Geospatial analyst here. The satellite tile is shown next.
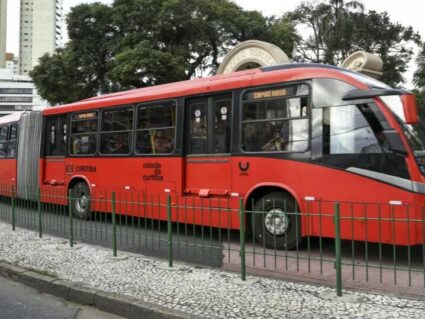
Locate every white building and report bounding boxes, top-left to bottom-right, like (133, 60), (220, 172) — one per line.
(0, 69), (46, 117)
(19, 0), (63, 75)
(0, 0), (6, 68)
(5, 53), (19, 75)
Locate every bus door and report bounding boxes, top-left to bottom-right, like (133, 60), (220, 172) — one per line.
(43, 116), (68, 187)
(184, 93), (232, 198)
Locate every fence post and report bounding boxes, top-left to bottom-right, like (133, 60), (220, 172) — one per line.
(239, 198), (246, 281)
(11, 186), (15, 231)
(68, 189), (74, 247)
(334, 202), (342, 297)
(112, 192), (117, 257)
(167, 194), (173, 267)
(37, 187), (42, 238)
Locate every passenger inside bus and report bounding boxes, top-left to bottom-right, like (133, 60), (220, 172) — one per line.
(154, 129), (174, 153)
(261, 122), (284, 151)
(109, 134), (129, 154)
(73, 135), (95, 155)
(361, 129), (389, 153)
(6, 142), (16, 158)
(262, 131), (285, 151)
(72, 136), (85, 154)
(0, 142), (5, 158)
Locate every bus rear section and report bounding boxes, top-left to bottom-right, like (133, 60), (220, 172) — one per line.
(0, 114), (20, 197)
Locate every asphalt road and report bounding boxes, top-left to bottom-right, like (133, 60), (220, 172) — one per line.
(0, 275), (124, 319)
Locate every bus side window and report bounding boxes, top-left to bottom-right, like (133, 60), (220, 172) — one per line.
(99, 106), (133, 156)
(319, 103), (409, 179)
(70, 112), (98, 156)
(241, 84), (310, 153)
(135, 101), (176, 155)
(323, 105), (383, 155)
(0, 125), (7, 158)
(7, 123), (18, 158)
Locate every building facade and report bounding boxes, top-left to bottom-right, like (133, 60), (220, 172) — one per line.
(19, 0), (63, 75)
(5, 53), (19, 75)
(0, 0), (6, 68)
(0, 69), (46, 117)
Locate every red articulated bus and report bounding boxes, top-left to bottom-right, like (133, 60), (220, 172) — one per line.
(0, 63), (424, 249)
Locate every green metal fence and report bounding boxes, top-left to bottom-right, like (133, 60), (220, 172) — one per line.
(0, 185), (424, 297)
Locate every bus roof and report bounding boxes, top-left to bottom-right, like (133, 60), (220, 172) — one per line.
(0, 112), (24, 125)
(43, 63), (373, 116)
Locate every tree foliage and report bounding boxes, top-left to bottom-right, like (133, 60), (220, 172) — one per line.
(414, 44), (425, 89)
(31, 0), (422, 105)
(31, 0), (296, 105)
(412, 89), (425, 119)
(288, 0), (421, 86)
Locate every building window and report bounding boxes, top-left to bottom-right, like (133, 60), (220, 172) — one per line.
(0, 96), (33, 103)
(0, 88), (32, 94)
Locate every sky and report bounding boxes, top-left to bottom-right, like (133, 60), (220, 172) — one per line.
(5, 0), (425, 87)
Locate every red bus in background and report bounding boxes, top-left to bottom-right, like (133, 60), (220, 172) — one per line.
(1, 63), (424, 249)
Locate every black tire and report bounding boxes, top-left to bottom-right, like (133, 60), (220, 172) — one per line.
(71, 182), (91, 219)
(253, 192), (301, 250)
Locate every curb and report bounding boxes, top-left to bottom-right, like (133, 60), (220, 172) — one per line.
(0, 261), (204, 319)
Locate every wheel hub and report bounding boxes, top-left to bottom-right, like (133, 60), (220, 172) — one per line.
(76, 193), (88, 212)
(264, 208), (288, 236)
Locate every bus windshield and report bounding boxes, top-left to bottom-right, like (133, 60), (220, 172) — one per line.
(401, 121), (425, 155)
(384, 95), (425, 174)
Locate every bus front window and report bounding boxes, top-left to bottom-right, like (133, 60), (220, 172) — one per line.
(400, 122), (425, 175)
(382, 95), (425, 175)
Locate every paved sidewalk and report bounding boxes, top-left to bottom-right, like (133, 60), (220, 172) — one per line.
(0, 222), (424, 319)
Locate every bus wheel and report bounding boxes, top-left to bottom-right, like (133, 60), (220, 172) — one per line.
(253, 192), (301, 250)
(71, 182), (91, 220)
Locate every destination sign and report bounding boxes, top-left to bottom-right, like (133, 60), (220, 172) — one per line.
(74, 112), (97, 120)
(248, 88), (287, 100)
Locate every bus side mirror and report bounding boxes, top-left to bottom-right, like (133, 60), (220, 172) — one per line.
(401, 94), (418, 125)
(383, 131), (407, 156)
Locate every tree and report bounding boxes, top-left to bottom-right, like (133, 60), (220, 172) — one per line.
(66, 3), (117, 94)
(288, 0), (421, 86)
(30, 49), (92, 105)
(31, 0), (297, 105)
(31, 3), (117, 104)
(414, 43), (425, 89)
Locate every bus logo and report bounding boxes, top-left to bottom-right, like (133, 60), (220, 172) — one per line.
(239, 161), (250, 172)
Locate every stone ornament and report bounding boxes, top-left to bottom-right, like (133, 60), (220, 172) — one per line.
(217, 40), (290, 75)
(341, 51), (383, 79)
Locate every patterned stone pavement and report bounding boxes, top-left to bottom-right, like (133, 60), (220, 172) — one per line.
(0, 222), (424, 319)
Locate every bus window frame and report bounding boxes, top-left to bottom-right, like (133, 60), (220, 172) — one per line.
(10, 122), (19, 159)
(99, 104), (135, 157)
(239, 81), (312, 154)
(185, 92), (234, 157)
(69, 109), (100, 157)
(134, 99), (178, 156)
